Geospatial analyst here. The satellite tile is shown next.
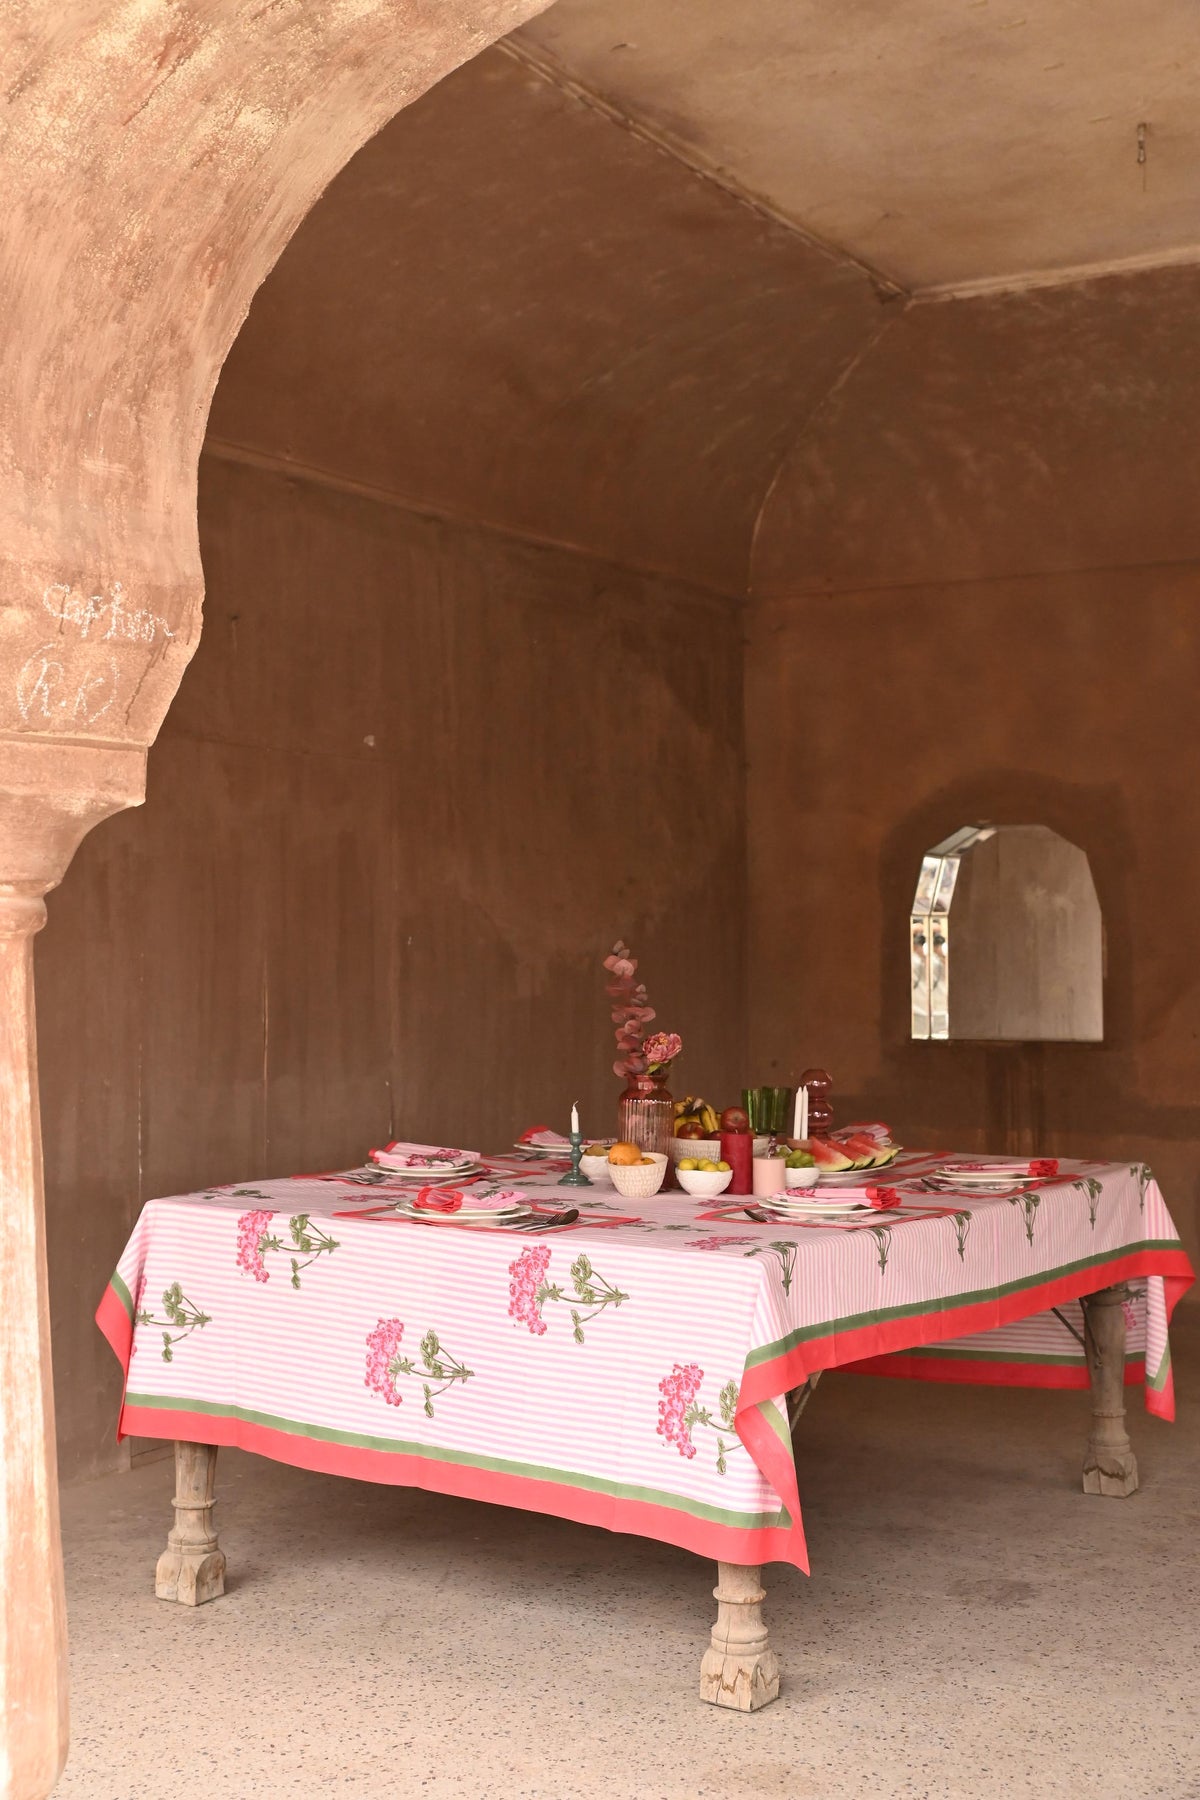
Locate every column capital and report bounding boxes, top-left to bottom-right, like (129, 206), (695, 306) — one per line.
(0, 736), (145, 892)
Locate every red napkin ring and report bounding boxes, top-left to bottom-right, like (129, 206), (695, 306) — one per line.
(413, 1186), (464, 1213)
(1029, 1159), (1059, 1179)
(865, 1185), (901, 1210)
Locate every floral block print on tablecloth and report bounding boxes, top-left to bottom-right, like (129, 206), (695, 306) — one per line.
(97, 1156), (1192, 1576)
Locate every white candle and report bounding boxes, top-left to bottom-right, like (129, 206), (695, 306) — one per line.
(799, 1085), (809, 1140)
(792, 1087), (803, 1139)
(570, 1101), (580, 1137)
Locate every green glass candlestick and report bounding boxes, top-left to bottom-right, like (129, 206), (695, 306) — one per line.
(559, 1131), (592, 1187)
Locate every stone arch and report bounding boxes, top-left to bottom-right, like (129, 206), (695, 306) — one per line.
(0, 6), (550, 1795)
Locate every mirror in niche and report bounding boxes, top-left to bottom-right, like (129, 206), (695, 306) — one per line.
(911, 824), (1103, 1043)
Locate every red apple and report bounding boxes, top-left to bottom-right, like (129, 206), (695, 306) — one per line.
(720, 1105), (750, 1133)
(675, 1120), (705, 1140)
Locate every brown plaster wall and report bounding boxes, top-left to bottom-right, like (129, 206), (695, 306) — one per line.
(748, 267), (1200, 1276)
(29, 24), (892, 1484)
(39, 456), (747, 1481)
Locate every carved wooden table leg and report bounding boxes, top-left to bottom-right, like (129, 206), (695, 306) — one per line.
(155, 1441), (227, 1603)
(699, 1562), (780, 1710)
(1081, 1285), (1139, 1497)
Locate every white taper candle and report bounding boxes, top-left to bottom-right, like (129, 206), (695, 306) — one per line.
(570, 1101), (580, 1136)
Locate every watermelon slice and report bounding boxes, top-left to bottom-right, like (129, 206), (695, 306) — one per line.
(838, 1131), (882, 1169)
(806, 1137), (856, 1173)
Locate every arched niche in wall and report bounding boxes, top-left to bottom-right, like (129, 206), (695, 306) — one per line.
(911, 824), (1103, 1042)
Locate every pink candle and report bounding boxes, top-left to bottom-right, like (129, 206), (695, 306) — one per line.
(752, 1157), (787, 1199)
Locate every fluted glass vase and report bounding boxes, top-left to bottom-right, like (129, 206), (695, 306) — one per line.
(616, 1069), (674, 1157)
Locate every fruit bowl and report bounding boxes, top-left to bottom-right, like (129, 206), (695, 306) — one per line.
(608, 1152), (668, 1199)
(676, 1166), (733, 1198)
(671, 1135), (722, 1164)
(784, 1165), (820, 1190)
(580, 1152), (612, 1185)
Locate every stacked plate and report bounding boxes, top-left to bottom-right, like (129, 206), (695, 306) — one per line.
(371, 1148), (481, 1176)
(925, 1162), (1036, 1193)
(761, 1190), (882, 1219)
(376, 1163), (486, 1188)
(393, 1189), (534, 1225)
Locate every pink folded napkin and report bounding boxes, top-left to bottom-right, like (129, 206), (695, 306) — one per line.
(370, 1140), (479, 1171)
(779, 1185), (901, 1210)
(518, 1127), (570, 1149)
(412, 1186), (527, 1215)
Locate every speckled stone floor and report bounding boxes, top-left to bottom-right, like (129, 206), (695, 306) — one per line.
(55, 1310), (1200, 1799)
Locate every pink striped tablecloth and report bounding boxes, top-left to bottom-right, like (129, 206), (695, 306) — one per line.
(96, 1152), (1193, 1574)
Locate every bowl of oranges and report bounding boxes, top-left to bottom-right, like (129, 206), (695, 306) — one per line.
(675, 1156), (734, 1197)
(606, 1143), (668, 1198)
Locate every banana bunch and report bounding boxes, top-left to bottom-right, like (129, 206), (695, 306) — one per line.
(673, 1095), (720, 1137)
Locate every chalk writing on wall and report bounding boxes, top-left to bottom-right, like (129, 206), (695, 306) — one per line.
(42, 580), (175, 645)
(17, 644), (120, 726)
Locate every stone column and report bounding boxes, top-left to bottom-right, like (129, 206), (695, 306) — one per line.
(0, 742), (144, 1800)
(0, 884), (68, 1800)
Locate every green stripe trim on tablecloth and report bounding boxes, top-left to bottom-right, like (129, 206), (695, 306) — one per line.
(110, 1271), (134, 1322)
(757, 1398), (791, 1449)
(1147, 1341), (1173, 1392)
(744, 1238), (1184, 1370)
(124, 1392), (787, 1531)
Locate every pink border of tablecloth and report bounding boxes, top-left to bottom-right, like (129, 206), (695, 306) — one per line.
(98, 1241), (1192, 1576)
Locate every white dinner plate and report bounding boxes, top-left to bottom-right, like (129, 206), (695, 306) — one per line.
(922, 1174), (1017, 1193)
(394, 1201), (532, 1223)
(374, 1157), (480, 1175)
(512, 1142), (573, 1157)
(763, 1200), (876, 1218)
(935, 1166), (1030, 1181)
(373, 1164), (486, 1184)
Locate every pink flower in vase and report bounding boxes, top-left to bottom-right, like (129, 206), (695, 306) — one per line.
(643, 1031), (682, 1071)
(657, 1361), (703, 1458)
(604, 941), (666, 1079)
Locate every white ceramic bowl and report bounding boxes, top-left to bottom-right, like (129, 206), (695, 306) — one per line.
(676, 1166), (734, 1198)
(579, 1153), (612, 1185)
(608, 1152), (668, 1199)
(752, 1135), (772, 1158)
(671, 1135), (723, 1164)
(784, 1165), (820, 1190)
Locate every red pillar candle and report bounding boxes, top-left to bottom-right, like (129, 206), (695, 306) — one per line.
(719, 1130), (753, 1196)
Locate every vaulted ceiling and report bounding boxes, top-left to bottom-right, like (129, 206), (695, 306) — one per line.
(517, 0), (1200, 293)
(209, 3), (1198, 599)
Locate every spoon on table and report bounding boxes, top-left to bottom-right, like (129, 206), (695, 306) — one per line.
(520, 1207), (579, 1231)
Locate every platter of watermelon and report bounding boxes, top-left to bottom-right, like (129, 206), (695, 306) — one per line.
(815, 1156), (900, 1185)
(789, 1124), (902, 1182)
